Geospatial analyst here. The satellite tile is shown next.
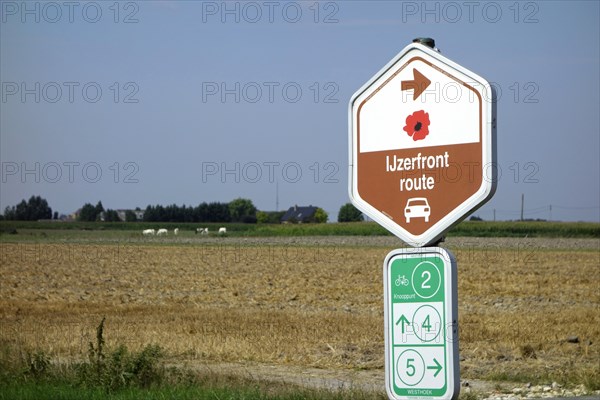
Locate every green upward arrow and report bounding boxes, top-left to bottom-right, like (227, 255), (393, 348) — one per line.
(395, 315), (410, 333)
(427, 358), (442, 377)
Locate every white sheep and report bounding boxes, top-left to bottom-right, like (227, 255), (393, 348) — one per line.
(218, 227), (227, 234)
(156, 228), (168, 236)
(174, 228), (179, 235)
(142, 229), (155, 236)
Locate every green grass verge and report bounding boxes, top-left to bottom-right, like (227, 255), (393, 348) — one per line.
(0, 382), (233, 400)
(0, 318), (386, 400)
(484, 368), (600, 391)
(1, 220), (599, 238)
(0, 357), (386, 400)
(0, 381), (387, 400)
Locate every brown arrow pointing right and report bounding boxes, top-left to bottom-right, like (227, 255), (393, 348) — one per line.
(401, 68), (431, 101)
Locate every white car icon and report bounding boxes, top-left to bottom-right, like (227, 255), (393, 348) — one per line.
(404, 197), (430, 223)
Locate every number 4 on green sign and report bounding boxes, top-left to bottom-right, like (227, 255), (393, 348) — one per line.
(422, 315), (432, 332)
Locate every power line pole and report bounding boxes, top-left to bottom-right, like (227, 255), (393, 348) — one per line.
(493, 209), (496, 222)
(520, 193), (525, 221)
(276, 181), (279, 211)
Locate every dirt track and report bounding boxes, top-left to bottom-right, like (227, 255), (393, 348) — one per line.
(116, 235), (600, 250)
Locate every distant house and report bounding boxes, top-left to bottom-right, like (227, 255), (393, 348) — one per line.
(74, 208), (144, 222)
(281, 205), (318, 224)
(69, 209), (81, 221)
(116, 209), (144, 221)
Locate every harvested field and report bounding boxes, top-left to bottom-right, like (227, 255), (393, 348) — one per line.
(0, 236), (599, 389)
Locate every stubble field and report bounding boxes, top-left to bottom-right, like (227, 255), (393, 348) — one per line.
(0, 235), (599, 392)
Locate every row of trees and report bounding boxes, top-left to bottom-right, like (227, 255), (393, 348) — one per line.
(77, 198), (258, 223)
(2, 196), (365, 223)
(141, 201), (356, 223)
(142, 200), (254, 223)
(2, 196), (54, 221)
(78, 202), (105, 222)
(142, 198), (257, 223)
(77, 202), (140, 222)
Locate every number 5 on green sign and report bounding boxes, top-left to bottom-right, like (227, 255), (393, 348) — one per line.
(406, 358), (416, 377)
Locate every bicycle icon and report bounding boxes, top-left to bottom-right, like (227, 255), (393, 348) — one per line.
(395, 275), (409, 287)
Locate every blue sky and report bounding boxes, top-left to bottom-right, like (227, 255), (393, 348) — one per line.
(1, 0), (599, 222)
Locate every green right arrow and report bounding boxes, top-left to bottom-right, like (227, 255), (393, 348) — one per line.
(395, 314), (410, 333)
(427, 358), (442, 377)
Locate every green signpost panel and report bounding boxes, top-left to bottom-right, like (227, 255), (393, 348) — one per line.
(384, 247), (459, 400)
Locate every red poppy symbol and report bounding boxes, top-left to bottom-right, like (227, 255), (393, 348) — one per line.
(403, 110), (430, 141)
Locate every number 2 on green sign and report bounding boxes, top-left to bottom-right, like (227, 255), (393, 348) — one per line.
(421, 270), (431, 289)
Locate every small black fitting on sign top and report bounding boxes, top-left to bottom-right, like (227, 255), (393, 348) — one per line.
(413, 37), (435, 48)
(430, 235), (446, 247)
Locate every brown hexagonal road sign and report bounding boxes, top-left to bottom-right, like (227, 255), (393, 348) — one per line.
(349, 41), (497, 247)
